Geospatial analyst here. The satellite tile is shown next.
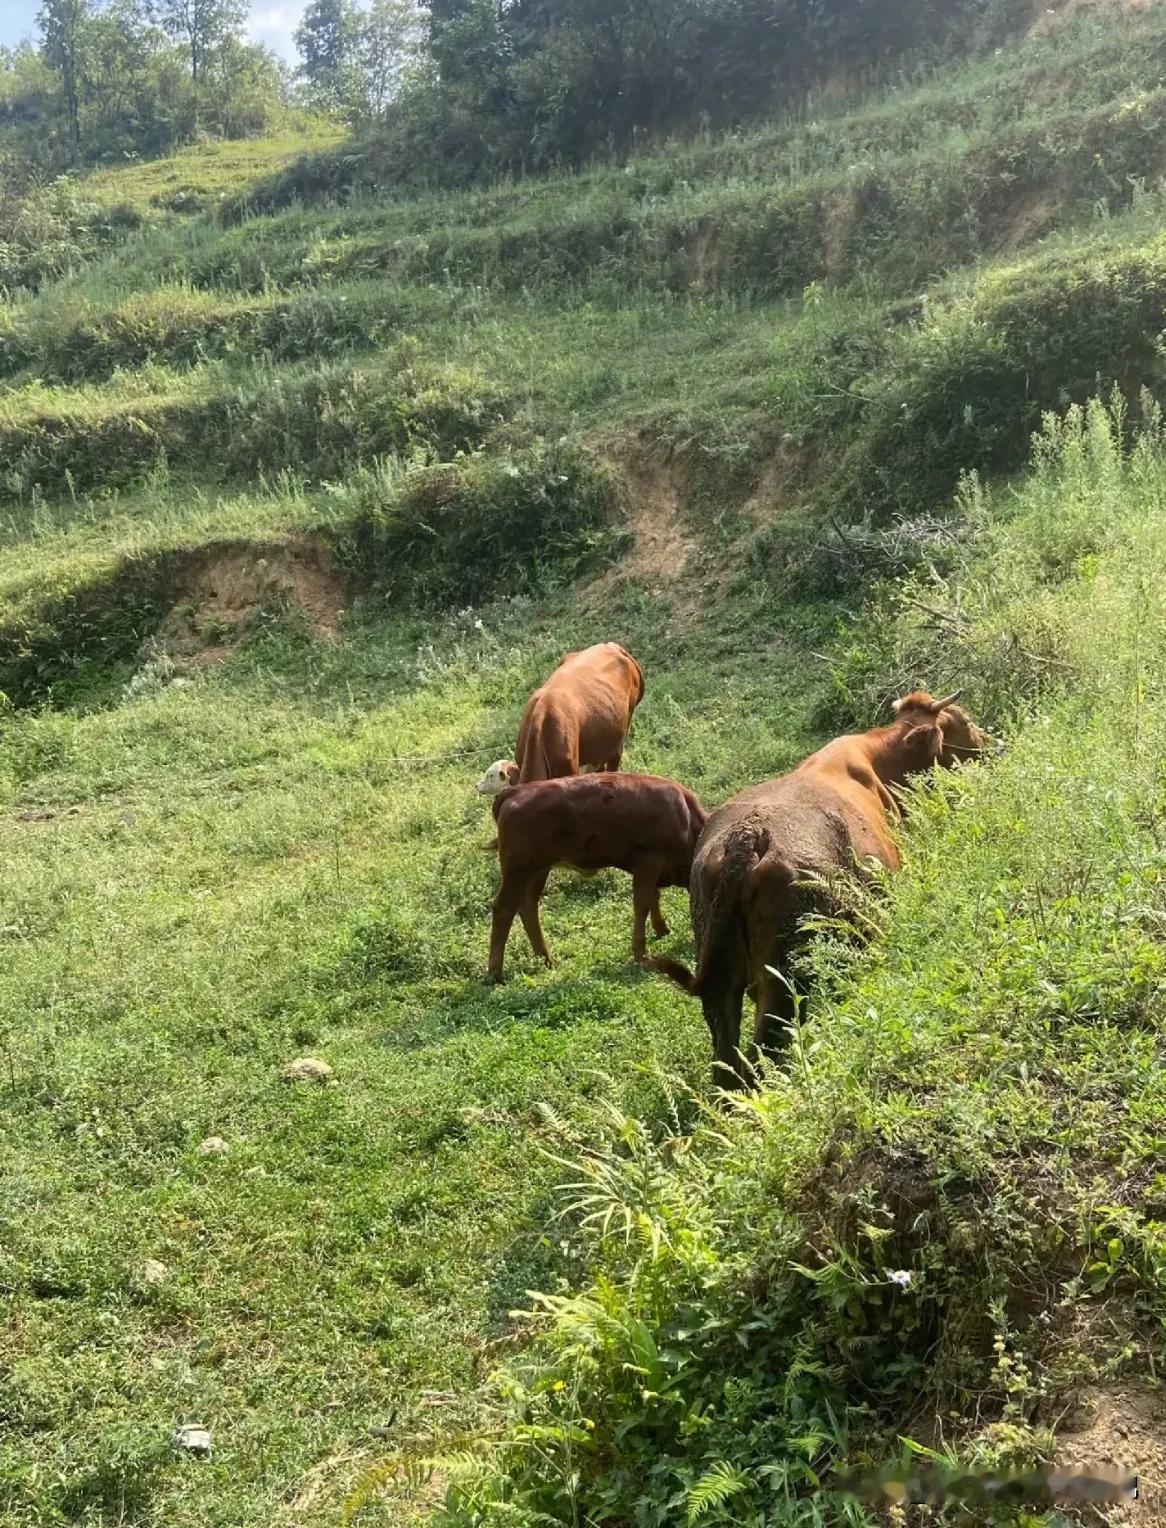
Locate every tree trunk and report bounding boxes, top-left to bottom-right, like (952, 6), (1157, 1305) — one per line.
(63, 54), (80, 164)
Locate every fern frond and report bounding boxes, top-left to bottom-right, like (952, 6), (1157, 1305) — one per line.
(685, 1461), (751, 1522)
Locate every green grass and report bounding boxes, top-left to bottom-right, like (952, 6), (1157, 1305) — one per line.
(79, 130), (346, 215)
(5, 5), (1166, 1524)
(0, 594), (824, 1527)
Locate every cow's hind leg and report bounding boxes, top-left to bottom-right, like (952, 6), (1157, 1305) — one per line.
(699, 969), (750, 1091)
(751, 960), (799, 1064)
(631, 866), (663, 963)
(518, 869), (553, 968)
(746, 858), (803, 1063)
(488, 869), (528, 983)
(649, 884), (669, 939)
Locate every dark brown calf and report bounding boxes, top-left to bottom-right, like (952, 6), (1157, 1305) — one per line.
(487, 772), (707, 983)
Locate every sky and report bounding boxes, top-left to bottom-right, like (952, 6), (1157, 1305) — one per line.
(0, 1), (309, 64)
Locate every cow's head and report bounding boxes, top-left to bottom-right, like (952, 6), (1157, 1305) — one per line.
(892, 690), (989, 768)
(476, 759), (520, 795)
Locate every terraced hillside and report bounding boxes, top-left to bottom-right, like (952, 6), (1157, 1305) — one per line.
(4, 7), (1166, 1526)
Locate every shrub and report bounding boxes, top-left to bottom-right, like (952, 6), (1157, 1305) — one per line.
(333, 441), (629, 606)
(779, 219), (1166, 525)
(0, 551), (174, 707)
(0, 177), (142, 296)
(0, 284), (440, 384)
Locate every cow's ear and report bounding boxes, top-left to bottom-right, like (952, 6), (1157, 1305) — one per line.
(903, 722), (942, 759)
(504, 762), (520, 786)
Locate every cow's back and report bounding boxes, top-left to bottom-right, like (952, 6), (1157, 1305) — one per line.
(550, 644), (642, 716)
(696, 772), (888, 881)
(517, 643), (643, 781)
(497, 772), (701, 873)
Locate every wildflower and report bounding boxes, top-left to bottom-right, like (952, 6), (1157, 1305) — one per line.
(888, 1269), (914, 1290)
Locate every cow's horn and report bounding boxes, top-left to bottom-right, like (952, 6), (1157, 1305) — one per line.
(931, 690), (962, 713)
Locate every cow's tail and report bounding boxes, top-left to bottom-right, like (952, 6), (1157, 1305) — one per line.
(646, 824), (763, 997)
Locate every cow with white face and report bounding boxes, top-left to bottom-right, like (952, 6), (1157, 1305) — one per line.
(476, 760), (520, 796)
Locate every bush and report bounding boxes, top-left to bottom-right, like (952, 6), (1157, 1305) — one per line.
(779, 214), (1166, 524)
(0, 285), (435, 383)
(225, 347), (511, 482)
(0, 551), (174, 707)
(227, 0), (1025, 202)
(0, 176), (142, 296)
(333, 440), (629, 606)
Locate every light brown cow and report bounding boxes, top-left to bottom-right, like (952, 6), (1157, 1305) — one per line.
(487, 772), (707, 983)
(648, 692), (989, 1087)
(476, 642), (645, 796)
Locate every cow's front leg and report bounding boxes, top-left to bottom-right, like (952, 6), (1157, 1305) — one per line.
(518, 869), (553, 967)
(488, 875), (524, 983)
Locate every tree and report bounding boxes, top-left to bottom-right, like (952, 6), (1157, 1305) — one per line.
(296, 0), (361, 108)
(38, 0), (89, 164)
(159, 0), (247, 87)
(358, 0), (422, 117)
(296, 0), (422, 122)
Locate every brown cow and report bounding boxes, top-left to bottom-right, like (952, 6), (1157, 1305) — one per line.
(648, 692), (988, 1087)
(487, 772), (707, 983)
(476, 642), (645, 796)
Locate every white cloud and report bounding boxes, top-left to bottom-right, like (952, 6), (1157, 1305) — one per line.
(247, 1), (308, 63)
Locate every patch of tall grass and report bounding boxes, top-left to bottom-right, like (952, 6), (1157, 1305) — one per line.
(778, 208), (1166, 522)
(0, 343), (512, 501)
(0, 282), (459, 384)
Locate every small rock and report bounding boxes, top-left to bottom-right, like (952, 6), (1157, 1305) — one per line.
(197, 1135), (229, 1156)
(173, 1424), (212, 1457)
(139, 1259), (169, 1286)
(170, 677), (191, 689)
(281, 1057), (333, 1084)
(120, 811), (138, 826)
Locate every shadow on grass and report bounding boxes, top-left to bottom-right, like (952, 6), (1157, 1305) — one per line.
(376, 961), (664, 1052)
(57, 1435), (172, 1525)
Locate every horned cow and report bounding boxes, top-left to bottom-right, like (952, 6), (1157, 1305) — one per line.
(649, 692), (989, 1087)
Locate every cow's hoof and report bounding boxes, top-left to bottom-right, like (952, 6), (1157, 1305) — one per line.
(487, 971), (504, 986)
(651, 922), (670, 939)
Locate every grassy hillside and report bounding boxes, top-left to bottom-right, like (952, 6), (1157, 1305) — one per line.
(3, 7), (1166, 1525)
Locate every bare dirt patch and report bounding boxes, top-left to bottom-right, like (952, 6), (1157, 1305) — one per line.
(1055, 1385), (1166, 1523)
(733, 443), (818, 532)
(590, 451), (696, 600)
(997, 189), (1062, 251)
(742, 453), (797, 524)
(684, 215), (725, 296)
(158, 534), (343, 668)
